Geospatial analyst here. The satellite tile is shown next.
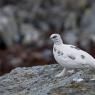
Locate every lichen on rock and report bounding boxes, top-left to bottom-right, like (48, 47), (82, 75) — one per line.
(0, 64), (95, 95)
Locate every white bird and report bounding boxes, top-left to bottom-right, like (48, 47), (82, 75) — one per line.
(50, 34), (95, 80)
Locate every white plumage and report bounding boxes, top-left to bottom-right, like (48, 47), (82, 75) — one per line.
(50, 34), (95, 78)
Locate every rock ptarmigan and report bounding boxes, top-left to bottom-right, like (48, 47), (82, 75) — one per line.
(50, 34), (95, 79)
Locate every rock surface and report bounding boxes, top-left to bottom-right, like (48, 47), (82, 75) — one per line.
(0, 64), (95, 95)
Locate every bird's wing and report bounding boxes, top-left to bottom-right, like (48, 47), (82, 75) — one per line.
(63, 44), (94, 63)
(68, 45), (81, 50)
(69, 45), (95, 67)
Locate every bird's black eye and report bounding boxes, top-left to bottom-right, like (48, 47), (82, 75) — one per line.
(52, 35), (57, 38)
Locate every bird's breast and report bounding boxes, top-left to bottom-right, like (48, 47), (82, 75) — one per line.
(53, 49), (73, 67)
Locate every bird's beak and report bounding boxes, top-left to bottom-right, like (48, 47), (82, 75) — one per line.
(50, 37), (53, 41)
(50, 35), (52, 39)
(50, 34), (54, 39)
(50, 36), (52, 40)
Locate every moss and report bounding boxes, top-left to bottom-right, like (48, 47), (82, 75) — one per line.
(66, 83), (87, 91)
(48, 91), (68, 95)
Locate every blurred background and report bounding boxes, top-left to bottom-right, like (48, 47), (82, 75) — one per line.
(0, 0), (95, 76)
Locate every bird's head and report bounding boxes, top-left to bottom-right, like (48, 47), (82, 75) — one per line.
(50, 34), (63, 45)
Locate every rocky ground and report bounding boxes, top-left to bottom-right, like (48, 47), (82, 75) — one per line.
(0, 64), (95, 95)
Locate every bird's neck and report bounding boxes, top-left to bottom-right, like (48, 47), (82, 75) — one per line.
(54, 39), (63, 45)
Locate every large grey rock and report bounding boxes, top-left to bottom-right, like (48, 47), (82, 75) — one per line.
(64, 12), (77, 30)
(63, 29), (79, 45)
(0, 64), (95, 95)
(0, 5), (20, 46)
(81, 4), (95, 33)
(79, 4), (95, 49)
(21, 23), (40, 45)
